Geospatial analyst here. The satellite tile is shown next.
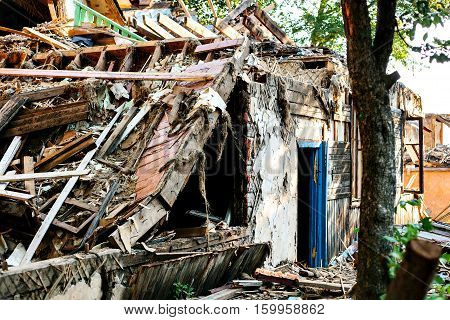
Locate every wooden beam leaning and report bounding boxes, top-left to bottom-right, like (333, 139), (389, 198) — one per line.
(157, 14), (197, 38)
(0, 190), (33, 201)
(0, 68), (215, 82)
(143, 16), (175, 40)
(0, 136), (22, 175)
(253, 7), (295, 45)
(184, 17), (217, 38)
(34, 133), (95, 171)
(0, 97), (28, 133)
(23, 28), (72, 50)
(20, 106), (125, 265)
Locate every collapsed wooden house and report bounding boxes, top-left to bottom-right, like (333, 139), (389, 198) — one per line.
(0, 0), (427, 299)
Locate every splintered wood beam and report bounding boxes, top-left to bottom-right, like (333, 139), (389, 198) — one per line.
(0, 170), (90, 182)
(1, 101), (89, 138)
(254, 7), (295, 45)
(184, 17), (217, 38)
(0, 68), (216, 82)
(157, 14), (197, 38)
(143, 16), (175, 39)
(0, 85), (69, 108)
(194, 38), (243, 54)
(0, 170), (15, 191)
(23, 28), (72, 50)
(34, 132), (95, 172)
(20, 106), (125, 265)
(132, 17), (161, 40)
(214, 18), (242, 39)
(0, 190), (34, 201)
(0, 136), (22, 175)
(98, 106), (137, 158)
(0, 96), (28, 133)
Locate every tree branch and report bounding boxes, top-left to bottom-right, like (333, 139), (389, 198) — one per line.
(373, 0), (397, 71)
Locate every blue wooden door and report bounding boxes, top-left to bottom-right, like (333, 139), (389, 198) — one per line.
(299, 141), (328, 267)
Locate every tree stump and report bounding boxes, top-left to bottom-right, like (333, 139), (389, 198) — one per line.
(386, 239), (442, 300)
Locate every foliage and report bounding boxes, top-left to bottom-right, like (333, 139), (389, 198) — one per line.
(384, 200), (449, 299)
(172, 281), (195, 300)
(185, 0), (274, 25)
(271, 0), (449, 64)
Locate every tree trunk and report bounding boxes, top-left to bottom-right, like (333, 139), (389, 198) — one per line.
(356, 85), (396, 299)
(341, 0), (398, 299)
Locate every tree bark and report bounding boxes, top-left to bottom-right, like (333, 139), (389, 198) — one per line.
(386, 239), (442, 299)
(341, 0), (398, 299)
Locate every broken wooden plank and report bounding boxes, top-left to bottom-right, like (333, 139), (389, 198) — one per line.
(0, 26), (37, 38)
(1, 101), (89, 138)
(23, 156), (36, 197)
(254, 7), (295, 45)
(0, 85), (69, 108)
(0, 170), (90, 183)
(0, 170), (15, 191)
(132, 17), (161, 40)
(79, 180), (120, 249)
(0, 190), (33, 201)
(177, 0), (191, 18)
(23, 28), (72, 50)
(98, 106), (137, 158)
(143, 16), (175, 39)
(184, 17), (217, 38)
(0, 68), (215, 82)
(0, 97), (28, 133)
(254, 268), (353, 291)
(0, 136), (22, 175)
(214, 19), (242, 39)
(34, 132), (95, 172)
(174, 226), (208, 238)
(200, 288), (243, 300)
(112, 103), (152, 152)
(157, 14), (197, 38)
(194, 38), (243, 54)
(20, 106), (125, 265)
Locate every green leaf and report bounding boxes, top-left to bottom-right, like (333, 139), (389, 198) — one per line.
(354, 227), (360, 234)
(384, 236), (398, 243)
(420, 217), (433, 231)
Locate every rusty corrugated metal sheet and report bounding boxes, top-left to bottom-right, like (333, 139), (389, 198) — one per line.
(131, 243), (269, 299)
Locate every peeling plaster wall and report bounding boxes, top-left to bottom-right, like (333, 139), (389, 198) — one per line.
(243, 74), (332, 266)
(244, 77), (298, 266)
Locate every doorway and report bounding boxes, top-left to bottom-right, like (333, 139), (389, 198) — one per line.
(297, 141), (328, 267)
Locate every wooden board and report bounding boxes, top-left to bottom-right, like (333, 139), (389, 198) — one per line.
(1, 101), (88, 138)
(194, 39), (243, 54)
(157, 14), (197, 38)
(0, 68), (215, 82)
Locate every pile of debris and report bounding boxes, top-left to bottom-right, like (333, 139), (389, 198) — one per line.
(425, 144), (450, 167)
(199, 261), (356, 300)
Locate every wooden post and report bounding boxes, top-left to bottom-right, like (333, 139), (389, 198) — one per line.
(386, 239), (442, 300)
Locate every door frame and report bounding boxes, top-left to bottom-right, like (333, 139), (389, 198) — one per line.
(297, 141), (328, 267)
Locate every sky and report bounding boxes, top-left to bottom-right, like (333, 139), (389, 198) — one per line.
(388, 23), (449, 114)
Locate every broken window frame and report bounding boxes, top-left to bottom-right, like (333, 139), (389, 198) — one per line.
(403, 116), (424, 194)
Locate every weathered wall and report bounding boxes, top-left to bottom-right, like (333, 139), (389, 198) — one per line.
(242, 70), (354, 266)
(243, 76), (298, 266)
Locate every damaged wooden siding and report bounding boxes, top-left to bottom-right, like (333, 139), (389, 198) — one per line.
(132, 243), (269, 299)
